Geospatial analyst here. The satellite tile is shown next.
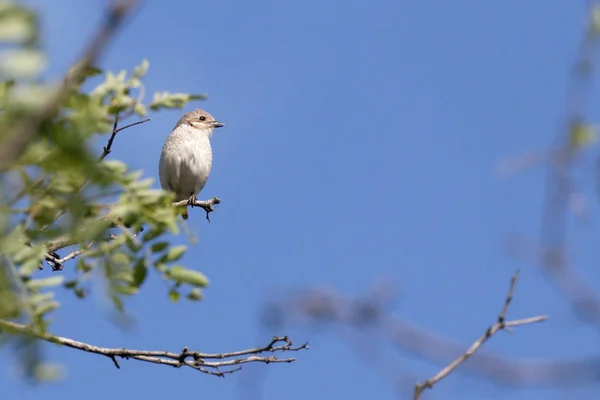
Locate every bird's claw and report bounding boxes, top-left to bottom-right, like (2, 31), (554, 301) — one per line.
(187, 195), (198, 207)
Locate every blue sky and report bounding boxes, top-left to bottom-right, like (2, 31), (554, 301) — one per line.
(4, 0), (600, 399)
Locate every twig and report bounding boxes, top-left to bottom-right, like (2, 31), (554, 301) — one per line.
(41, 196), (221, 268)
(173, 196), (221, 221)
(413, 270), (547, 399)
(0, 0), (141, 171)
(99, 117), (151, 161)
(0, 319), (308, 376)
(44, 242), (95, 271)
(41, 115), (151, 233)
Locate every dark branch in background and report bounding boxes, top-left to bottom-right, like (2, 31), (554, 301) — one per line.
(0, 0), (142, 171)
(99, 116), (151, 161)
(0, 319), (308, 376)
(413, 270), (546, 399)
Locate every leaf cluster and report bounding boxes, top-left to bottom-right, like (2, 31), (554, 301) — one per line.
(0, 0), (211, 379)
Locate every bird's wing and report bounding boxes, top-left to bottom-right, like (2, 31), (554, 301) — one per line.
(159, 148), (179, 193)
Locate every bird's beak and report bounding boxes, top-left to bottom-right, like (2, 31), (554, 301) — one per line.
(212, 121), (225, 128)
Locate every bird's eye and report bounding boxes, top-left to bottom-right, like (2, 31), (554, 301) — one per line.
(199, 116), (206, 121)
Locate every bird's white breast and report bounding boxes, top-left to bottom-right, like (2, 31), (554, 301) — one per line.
(159, 125), (213, 200)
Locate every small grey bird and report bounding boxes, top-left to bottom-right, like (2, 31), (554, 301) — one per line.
(159, 109), (224, 220)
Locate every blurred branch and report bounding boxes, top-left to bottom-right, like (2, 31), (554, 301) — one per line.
(0, 0), (142, 171)
(45, 242), (94, 271)
(0, 319), (308, 376)
(264, 275), (600, 396)
(413, 270), (546, 399)
(535, 1), (600, 328)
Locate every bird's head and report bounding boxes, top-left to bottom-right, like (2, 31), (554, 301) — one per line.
(176, 109), (224, 135)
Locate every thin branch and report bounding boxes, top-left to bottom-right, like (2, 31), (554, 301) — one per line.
(0, 319), (308, 376)
(45, 235), (78, 254)
(413, 270), (547, 399)
(42, 196), (220, 269)
(99, 117), (151, 161)
(173, 196), (221, 221)
(40, 116), (151, 234)
(498, 268), (518, 323)
(0, 0), (141, 171)
(45, 242), (94, 271)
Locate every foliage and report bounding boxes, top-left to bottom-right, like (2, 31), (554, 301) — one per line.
(0, 0), (209, 380)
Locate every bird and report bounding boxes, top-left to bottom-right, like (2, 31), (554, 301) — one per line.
(159, 109), (224, 220)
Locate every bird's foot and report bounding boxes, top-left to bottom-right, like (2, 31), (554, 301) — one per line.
(187, 194), (198, 207)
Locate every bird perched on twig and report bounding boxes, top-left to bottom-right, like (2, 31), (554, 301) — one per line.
(159, 109), (224, 220)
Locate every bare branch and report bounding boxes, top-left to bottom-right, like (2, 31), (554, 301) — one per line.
(173, 196), (221, 221)
(0, 0), (142, 171)
(413, 270), (545, 399)
(99, 117), (151, 161)
(45, 235), (79, 254)
(0, 319), (308, 376)
(45, 242), (94, 271)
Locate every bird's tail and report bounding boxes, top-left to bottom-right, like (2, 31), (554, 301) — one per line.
(179, 207), (189, 220)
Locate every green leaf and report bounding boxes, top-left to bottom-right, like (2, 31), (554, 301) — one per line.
(149, 91), (207, 111)
(0, 6), (36, 43)
(14, 243), (47, 276)
(63, 280), (78, 289)
(114, 285), (138, 295)
(592, 4), (600, 34)
(151, 241), (169, 253)
(569, 121), (597, 150)
(161, 245), (186, 263)
(66, 61), (102, 83)
(168, 288), (180, 302)
(110, 252), (130, 265)
(186, 288), (204, 301)
(166, 266), (209, 287)
(0, 49), (46, 78)
(25, 276), (64, 290)
(134, 102), (147, 116)
(6, 83), (58, 111)
(111, 293), (124, 313)
(142, 226), (166, 241)
(132, 59), (149, 78)
(34, 300), (60, 316)
(101, 159), (128, 175)
(32, 362), (64, 382)
(137, 189), (166, 205)
(29, 292), (54, 305)
(125, 236), (142, 252)
(77, 259), (93, 272)
(132, 259), (148, 288)
(0, 78), (15, 102)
